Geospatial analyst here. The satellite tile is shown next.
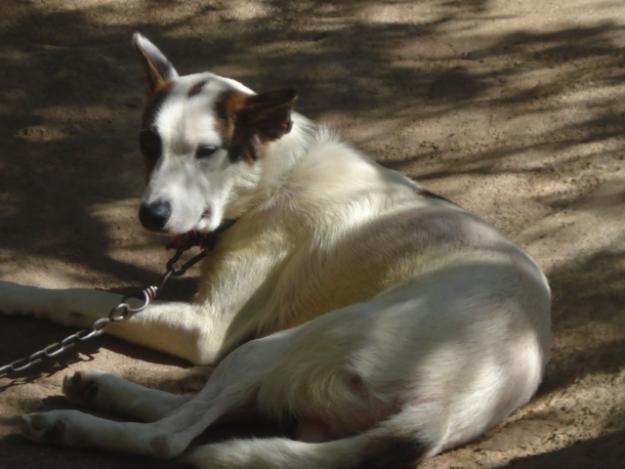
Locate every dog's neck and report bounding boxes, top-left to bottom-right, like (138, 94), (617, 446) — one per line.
(263, 113), (317, 183)
(224, 113), (317, 219)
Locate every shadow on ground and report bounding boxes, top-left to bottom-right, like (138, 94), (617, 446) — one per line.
(1, 0), (625, 468)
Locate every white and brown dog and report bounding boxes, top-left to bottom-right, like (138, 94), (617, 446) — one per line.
(0, 34), (551, 468)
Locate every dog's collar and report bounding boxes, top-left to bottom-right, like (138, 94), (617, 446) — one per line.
(167, 219), (237, 251)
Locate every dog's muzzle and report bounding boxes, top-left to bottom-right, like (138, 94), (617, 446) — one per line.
(139, 200), (171, 231)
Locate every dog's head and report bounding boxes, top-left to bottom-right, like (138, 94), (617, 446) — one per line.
(133, 33), (297, 234)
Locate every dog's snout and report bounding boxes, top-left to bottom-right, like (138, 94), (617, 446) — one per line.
(139, 200), (171, 231)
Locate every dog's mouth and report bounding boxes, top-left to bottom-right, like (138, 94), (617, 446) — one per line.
(169, 231), (203, 250)
(169, 218), (237, 250)
(169, 209), (211, 246)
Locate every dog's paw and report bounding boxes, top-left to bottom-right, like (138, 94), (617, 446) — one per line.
(63, 371), (101, 406)
(20, 413), (68, 444)
(20, 410), (89, 447)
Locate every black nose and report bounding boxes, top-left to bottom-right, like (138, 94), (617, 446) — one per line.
(139, 200), (171, 231)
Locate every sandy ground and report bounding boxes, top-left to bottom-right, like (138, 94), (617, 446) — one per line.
(1, 0), (625, 467)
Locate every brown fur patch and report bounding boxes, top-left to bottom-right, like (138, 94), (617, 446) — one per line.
(214, 89), (259, 164)
(214, 89), (248, 141)
(243, 89), (297, 143)
(135, 45), (165, 93)
(214, 88), (297, 164)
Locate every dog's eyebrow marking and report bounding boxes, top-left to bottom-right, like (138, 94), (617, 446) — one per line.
(187, 79), (208, 98)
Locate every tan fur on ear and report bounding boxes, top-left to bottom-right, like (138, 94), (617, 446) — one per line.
(215, 89), (298, 164)
(132, 33), (178, 94)
(241, 89), (298, 142)
(135, 46), (163, 91)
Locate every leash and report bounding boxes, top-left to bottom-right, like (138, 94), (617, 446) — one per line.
(0, 220), (235, 377)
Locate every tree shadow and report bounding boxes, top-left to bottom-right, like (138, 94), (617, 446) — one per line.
(500, 430), (625, 468)
(1, 0), (624, 280)
(1, 0), (625, 467)
(537, 248), (625, 396)
(0, 433), (192, 469)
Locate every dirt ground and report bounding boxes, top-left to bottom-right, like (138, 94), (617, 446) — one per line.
(1, 0), (625, 467)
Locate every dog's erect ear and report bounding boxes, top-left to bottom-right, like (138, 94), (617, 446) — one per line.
(241, 89), (298, 142)
(224, 89), (297, 164)
(132, 33), (178, 92)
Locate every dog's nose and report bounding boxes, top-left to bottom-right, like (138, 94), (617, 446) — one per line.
(139, 200), (171, 231)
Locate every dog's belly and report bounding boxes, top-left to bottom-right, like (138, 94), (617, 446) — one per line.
(267, 371), (401, 442)
(296, 419), (331, 443)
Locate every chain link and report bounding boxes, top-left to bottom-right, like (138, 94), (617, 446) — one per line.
(0, 243), (209, 377)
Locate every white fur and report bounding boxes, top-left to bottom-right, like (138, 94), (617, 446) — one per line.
(1, 34), (551, 468)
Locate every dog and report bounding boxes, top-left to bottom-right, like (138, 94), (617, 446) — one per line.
(0, 33), (551, 468)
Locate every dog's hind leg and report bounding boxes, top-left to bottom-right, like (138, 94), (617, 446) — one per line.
(184, 410), (430, 469)
(62, 370), (192, 421)
(18, 328), (293, 458)
(19, 296), (420, 459)
(0, 280), (212, 363)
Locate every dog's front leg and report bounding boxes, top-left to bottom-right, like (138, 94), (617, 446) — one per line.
(0, 280), (217, 364)
(0, 280), (132, 327)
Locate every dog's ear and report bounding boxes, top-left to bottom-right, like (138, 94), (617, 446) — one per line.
(241, 89), (298, 142)
(224, 89), (297, 164)
(132, 32), (178, 92)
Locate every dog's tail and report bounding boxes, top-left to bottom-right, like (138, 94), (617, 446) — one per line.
(184, 408), (431, 469)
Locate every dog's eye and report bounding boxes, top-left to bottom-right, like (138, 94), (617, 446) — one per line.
(139, 129), (161, 159)
(195, 145), (219, 159)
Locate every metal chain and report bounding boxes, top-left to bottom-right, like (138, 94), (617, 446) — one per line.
(0, 243), (209, 377)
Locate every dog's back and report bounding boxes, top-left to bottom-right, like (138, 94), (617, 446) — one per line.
(201, 124), (551, 358)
